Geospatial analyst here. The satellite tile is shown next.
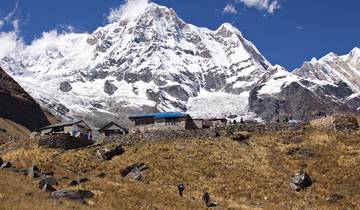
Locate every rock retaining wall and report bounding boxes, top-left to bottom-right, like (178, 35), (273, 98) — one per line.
(38, 134), (93, 150)
(103, 129), (219, 145)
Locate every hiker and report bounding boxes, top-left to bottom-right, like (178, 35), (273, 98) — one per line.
(240, 118), (244, 124)
(177, 183), (185, 196)
(233, 120), (237, 125)
(202, 192), (211, 207)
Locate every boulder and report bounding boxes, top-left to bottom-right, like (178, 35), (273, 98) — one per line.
(51, 190), (94, 200)
(290, 171), (312, 191)
(28, 166), (41, 178)
(120, 163), (148, 181)
(59, 81), (72, 92)
(104, 80), (118, 96)
(6, 166), (19, 173)
(42, 184), (57, 193)
(0, 161), (11, 169)
(78, 178), (90, 184)
(68, 180), (79, 186)
(97, 144), (124, 160)
(287, 148), (315, 158)
(326, 193), (343, 204)
(39, 177), (58, 189)
(230, 132), (250, 142)
(42, 171), (54, 176)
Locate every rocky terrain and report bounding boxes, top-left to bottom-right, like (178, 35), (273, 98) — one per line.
(1, 125), (360, 209)
(0, 67), (50, 133)
(0, 2), (359, 125)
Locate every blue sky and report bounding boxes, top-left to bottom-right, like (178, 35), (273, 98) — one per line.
(0, 0), (359, 70)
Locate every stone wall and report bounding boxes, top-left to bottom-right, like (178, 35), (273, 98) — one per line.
(103, 129), (219, 146)
(38, 134), (93, 150)
(222, 122), (304, 134)
(310, 115), (359, 131)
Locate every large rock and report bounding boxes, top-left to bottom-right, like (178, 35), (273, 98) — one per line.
(42, 184), (57, 193)
(28, 166), (41, 178)
(120, 163), (148, 181)
(39, 177), (58, 189)
(51, 190), (94, 200)
(0, 161), (11, 169)
(97, 144), (124, 160)
(59, 81), (72, 92)
(104, 80), (118, 96)
(290, 171), (312, 191)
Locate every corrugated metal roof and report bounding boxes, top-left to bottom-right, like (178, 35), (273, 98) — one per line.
(129, 112), (188, 119)
(36, 120), (90, 131)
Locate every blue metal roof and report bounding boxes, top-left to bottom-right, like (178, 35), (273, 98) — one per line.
(129, 112), (188, 119)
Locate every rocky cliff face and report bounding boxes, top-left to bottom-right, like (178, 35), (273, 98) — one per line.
(0, 67), (50, 131)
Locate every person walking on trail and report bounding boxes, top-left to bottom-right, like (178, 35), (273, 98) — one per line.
(177, 183), (185, 196)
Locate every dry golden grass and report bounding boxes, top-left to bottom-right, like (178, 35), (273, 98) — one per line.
(1, 128), (360, 209)
(0, 118), (30, 142)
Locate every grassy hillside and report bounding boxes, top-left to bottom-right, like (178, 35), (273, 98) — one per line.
(0, 118), (30, 143)
(1, 128), (360, 209)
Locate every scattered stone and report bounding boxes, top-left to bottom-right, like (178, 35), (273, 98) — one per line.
(287, 148), (315, 158)
(202, 192), (216, 207)
(97, 144), (124, 160)
(0, 161), (11, 169)
(42, 184), (57, 193)
(279, 135), (304, 144)
(326, 193), (343, 204)
(28, 166), (41, 178)
(39, 177), (58, 189)
(230, 132), (250, 142)
(6, 166), (19, 173)
(68, 180), (79, 186)
(51, 190), (94, 200)
(42, 171), (55, 176)
(79, 178), (90, 184)
(120, 163), (148, 181)
(96, 173), (106, 178)
(177, 183), (185, 196)
(19, 168), (28, 176)
(290, 171), (312, 191)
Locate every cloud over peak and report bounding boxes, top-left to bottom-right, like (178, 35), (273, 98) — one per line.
(107, 0), (150, 23)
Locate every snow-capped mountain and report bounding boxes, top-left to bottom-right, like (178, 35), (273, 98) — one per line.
(0, 2), (359, 125)
(248, 48), (360, 122)
(0, 3), (274, 125)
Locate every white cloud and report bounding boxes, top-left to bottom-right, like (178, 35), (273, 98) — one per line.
(296, 26), (304, 30)
(0, 1), (22, 59)
(107, 0), (150, 23)
(236, 0), (281, 14)
(223, 4), (238, 14)
(0, 31), (22, 59)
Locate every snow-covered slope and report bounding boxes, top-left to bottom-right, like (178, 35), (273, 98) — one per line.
(0, 3), (273, 125)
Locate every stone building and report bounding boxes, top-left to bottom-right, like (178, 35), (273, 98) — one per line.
(310, 115), (359, 131)
(98, 122), (128, 137)
(128, 112), (198, 133)
(35, 120), (92, 140)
